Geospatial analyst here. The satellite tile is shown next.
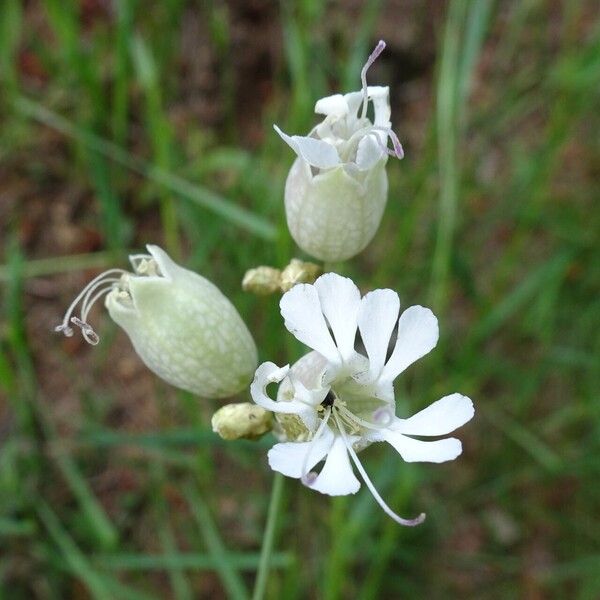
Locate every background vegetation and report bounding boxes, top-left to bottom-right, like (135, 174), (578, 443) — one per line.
(1, 0), (598, 598)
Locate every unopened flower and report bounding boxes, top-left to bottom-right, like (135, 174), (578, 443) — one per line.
(242, 266), (282, 296)
(212, 402), (272, 441)
(242, 259), (323, 296)
(250, 273), (474, 525)
(279, 259), (322, 292)
(275, 41), (404, 262)
(55, 245), (258, 399)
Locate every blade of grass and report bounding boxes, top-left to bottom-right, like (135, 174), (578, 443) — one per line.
(13, 97), (277, 240)
(0, 251), (117, 282)
(36, 500), (113, 600)
(429, 0), (493, 312)
(0, 0), (22, 101)
(322, 496), (349, 600)
(466, 251), (573, 347)
(94, 552), (292, 571)
(38, 407), (118, 550)
(150, 462), (193, 600)
(252, 472), (285, 600)
(480, 405), (562, 472)
(131, 34), (180, 257)
(341, 0), (384, 90)
(185, 484), (248, 600)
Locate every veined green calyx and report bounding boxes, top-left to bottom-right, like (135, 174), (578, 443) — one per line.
(55, 245), (258, 399)
(274, 40), (404, 262)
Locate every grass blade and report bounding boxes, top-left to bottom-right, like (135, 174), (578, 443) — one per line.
(13, 97), (277, 240)
(185, 484), (248, 600)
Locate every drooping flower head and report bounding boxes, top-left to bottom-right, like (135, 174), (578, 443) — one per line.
(250, 273), (474, 525)
(55, 245), (258, 399)
(275, 41), (404, 262)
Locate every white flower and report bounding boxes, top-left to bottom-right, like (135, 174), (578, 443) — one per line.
(55, 245), (258, 399)
(250, 273), (474, 526)
(275, 41), (404, 262)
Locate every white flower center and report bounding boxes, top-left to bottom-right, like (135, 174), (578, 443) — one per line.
(298, 385), (424, 527)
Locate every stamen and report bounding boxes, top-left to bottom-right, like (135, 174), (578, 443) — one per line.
(300, 407), (332, 487)
(336, 404), (391, 431)
(371, 126), (404, 159)
(361, 40), (386, 120)
(333, 410), (426, 527)
(54, 269), (128, 345)
(81, 282), (122, 323)
(70, 317), (100, 345)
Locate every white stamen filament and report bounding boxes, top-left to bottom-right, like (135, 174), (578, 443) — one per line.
(55, 269), (128, 344)
(371, 126), (404, 159)
(300, 407), (332, 486)
(336, 403), (392, 431)
(360, 40), (386, 120)
(333, 410), (426, 527)
(81, 282), (121, 323)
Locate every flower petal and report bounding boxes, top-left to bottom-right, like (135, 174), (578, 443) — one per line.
(273, 125), (340, 170)
(380, 306), (439, 383)
(356, 133), (385, 170)
(280, 283), (341, 365)
(286, 351), (328, 391)
(314, 273), (361, 363)
(314, 94), (349, 117)
(395, 394), (474, 436)
(310, 435), (361, 496)
(358, 288), (400, 381)
(250, 362), (318, 430)
(368, 86), (391, 127)
(382, 430), (463, 463)
(268, 428), (335, 478)
(343, 91), (364, 117)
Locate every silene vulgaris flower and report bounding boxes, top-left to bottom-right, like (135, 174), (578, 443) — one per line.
(55, 245), (257, 399)
(250, 273), (474, 526)
(275, 40), (404, 262)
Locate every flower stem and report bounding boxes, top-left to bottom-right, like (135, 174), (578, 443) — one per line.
(252, 473), (285, 600)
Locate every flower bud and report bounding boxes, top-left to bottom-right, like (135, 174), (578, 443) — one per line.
(242, 259), (322, 296)
(55, 245), (258, 399)
(279, 259), (322, 292)
(211, 402), (272, 440)
(242, 266), (282, 295)
(274, 41), (403, 262)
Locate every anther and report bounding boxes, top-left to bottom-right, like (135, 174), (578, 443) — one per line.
(70, 317), (100, 346)
(301, 472), (318, 487)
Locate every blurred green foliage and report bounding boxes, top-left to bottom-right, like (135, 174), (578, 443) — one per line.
(0, 0), (599, 598)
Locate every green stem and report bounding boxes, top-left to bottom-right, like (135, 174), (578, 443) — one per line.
(252, 473), (285, 600)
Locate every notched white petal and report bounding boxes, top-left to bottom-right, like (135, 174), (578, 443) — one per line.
(314, 273), (361, 362)
(250, 362), (292, 412)
(309, 435), (361, 496)
(314, 94), (349, 117)
(145, 244), (177, 280)
(382, 431), (463, 463)
(395, 394), (475, 436)
(273, 125), (340, 170)
(357, 288), (400, 381)
(280, 283), (341, 365)
(356, 133), (385, 170)
(380, 305), (439, 383)
(267, 428), (334, 478)
(367, 86), (391, 126)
